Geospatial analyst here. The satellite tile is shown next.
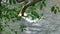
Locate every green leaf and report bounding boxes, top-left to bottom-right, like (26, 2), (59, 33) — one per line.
(42, 1), (46, 7)
(30, 15), (36, 20)
(54, 9), (57, 14)
(51, 6), (55, 12)
(9, 0), (12, 4)
(0, 23), (3, 32)
(56, 6), (59, 9)
(14, 31), (17, 34)
(16, 16), (21, 20)
(30, 6), (36, 11)
(40, 4), (43, 10)
(31, 11), (40, 19)
(58, 10), (60, 12)
(20, 24), (26, 32)
(3, 15), (9, 19)
(13, 0), (16, 4)
(6, 0), (8, 3)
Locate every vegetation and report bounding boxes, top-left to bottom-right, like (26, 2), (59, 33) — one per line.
(51, 5), (60, 14)
(0, 0), (60, 34)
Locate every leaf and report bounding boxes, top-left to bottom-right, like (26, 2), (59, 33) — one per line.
(58, 10), (60, 12)
(13, 0), (16, 4)
(54, 9), (57, 14)
(14, 31), (17, 34)
(6, 0), (8, 3)
(42, 1), (46, 7)
(0, 23), (3, 32)
(20, 24), (26, 32)
(16, 16), (21, 20)
(30, 15), (36, 20)
(32, 6), (36, 9)
(56, 6), (59, 9)
(30, 6), (36, 11)
(51, 6), (55, 12)
(9, 0), (12, 4)
(3, 15), (9, 19)
(31, 11), (40, 19)
(40, 4), (43, 10)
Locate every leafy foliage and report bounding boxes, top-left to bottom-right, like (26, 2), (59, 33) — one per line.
(6, 0), (17, 4)
(0, 5), (21, 21)
(51, 6), (55, 12)
(0, 0), (46, 33)
(0, 3), (22, 33)
(26, 6), (43, 20)
(20, 24), (27, 32)
(40, 0), (46, 9)
(0, 23), (2, 32)
(51, 5), (60, 14)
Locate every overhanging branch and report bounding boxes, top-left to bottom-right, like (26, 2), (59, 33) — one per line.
(19, 0), (42, 16)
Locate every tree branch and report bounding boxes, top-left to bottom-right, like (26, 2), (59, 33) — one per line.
(18, 0), (42, 16)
